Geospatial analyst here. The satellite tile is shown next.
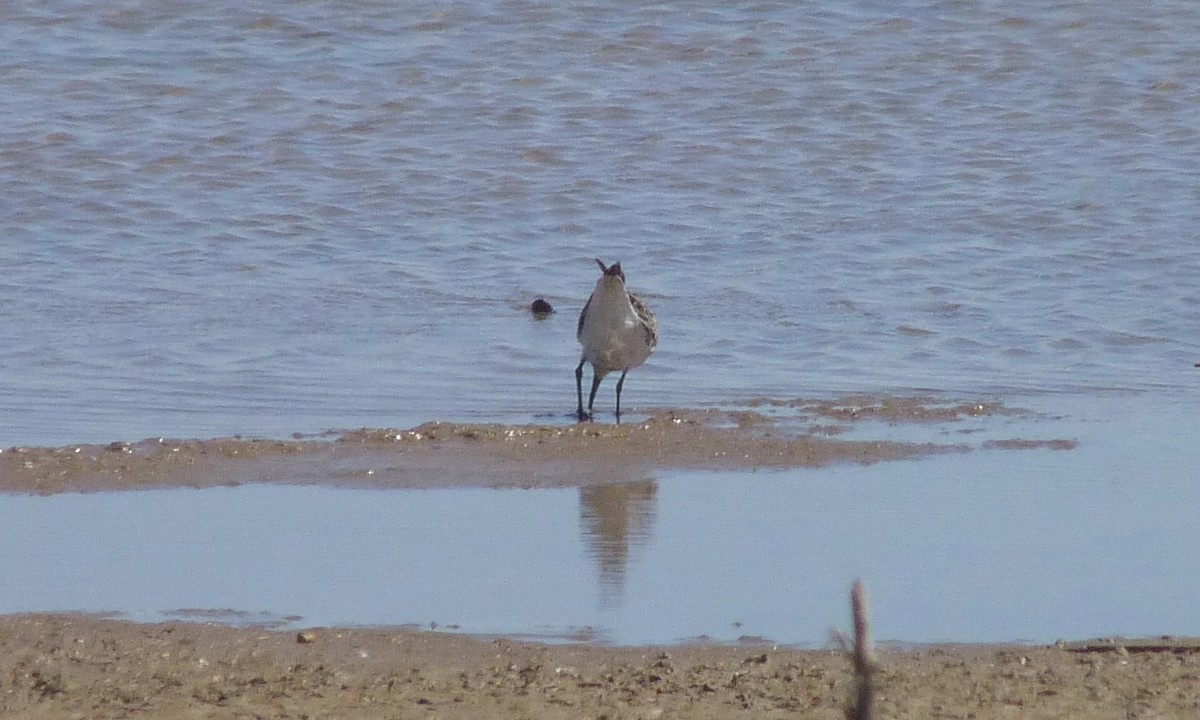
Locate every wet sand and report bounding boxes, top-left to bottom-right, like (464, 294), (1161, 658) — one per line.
(0, 397), (1066, 495)
(3, 614), (1198, 719)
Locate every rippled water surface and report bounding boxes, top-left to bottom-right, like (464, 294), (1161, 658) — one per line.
(2, 1), (1200, 642)
(4, 0), (1199, 443)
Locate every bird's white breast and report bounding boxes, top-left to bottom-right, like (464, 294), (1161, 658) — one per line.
(580, 281), (654, 373)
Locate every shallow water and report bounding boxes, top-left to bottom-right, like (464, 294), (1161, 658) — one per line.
(2, 1), (1200, 643)
(3, 1), (1200, 444)
(3, 396), (1195, 645)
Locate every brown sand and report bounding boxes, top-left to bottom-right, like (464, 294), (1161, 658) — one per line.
(0, 397), (1069, 495)
(2, 614), (1197, 719)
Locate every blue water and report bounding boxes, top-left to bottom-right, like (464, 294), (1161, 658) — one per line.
(3, 0), (1199, 444)
(2, 0), (1199, 643)
(1, 396), (1195, 645)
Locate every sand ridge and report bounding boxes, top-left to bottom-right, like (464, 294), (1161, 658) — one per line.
(0, 396), (1072, 494)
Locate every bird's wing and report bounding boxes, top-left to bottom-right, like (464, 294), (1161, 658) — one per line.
(577, 295), (591, 342)
(629, 293), (658, 349)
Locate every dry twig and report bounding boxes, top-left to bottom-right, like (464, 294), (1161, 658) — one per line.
(846, 579), (879, 720)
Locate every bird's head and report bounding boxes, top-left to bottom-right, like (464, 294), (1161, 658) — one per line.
(595, 258), (626, 288)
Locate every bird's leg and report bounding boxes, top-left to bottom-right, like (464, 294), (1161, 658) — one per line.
(575, 359), (588, 422)
(587, 370), (603, 421)
(614, 369), (629, 424)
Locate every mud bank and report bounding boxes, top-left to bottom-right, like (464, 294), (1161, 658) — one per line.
(0, 397), (1071, 494)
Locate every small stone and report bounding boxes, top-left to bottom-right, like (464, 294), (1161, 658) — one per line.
(530, 298), (554, 318)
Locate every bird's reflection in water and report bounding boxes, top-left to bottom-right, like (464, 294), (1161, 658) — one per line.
(579, 480), (658, 608)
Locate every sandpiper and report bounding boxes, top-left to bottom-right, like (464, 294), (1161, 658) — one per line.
(576, 259), (658, 422)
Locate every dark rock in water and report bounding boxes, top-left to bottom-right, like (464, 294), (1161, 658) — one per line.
(530, 298), (554, 318)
